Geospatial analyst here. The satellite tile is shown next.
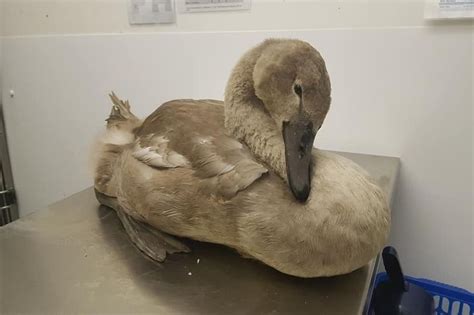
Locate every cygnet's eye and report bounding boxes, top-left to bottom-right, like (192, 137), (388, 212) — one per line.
(293, 84), (303, 97)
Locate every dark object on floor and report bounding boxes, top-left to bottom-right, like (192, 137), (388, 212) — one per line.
(372, 246), (435, 315)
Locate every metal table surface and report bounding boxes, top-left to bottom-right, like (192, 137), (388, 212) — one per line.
(0, 151), (399, 315)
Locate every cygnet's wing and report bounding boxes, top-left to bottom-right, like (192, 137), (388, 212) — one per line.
(133, 99), (268, 199)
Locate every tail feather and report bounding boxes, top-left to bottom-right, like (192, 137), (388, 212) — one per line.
(106, 92), (140, 128)
(92, 92), (142, 196)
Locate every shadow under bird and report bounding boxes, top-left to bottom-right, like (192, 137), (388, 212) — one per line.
(93, 39), (390, 277)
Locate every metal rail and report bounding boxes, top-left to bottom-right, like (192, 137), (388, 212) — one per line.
(0, 103), (18, 225)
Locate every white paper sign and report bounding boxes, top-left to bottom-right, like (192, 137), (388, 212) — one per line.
(128, 0), (176, 24)
(177, 0), (251, 13)
(425, 0), (474, 19)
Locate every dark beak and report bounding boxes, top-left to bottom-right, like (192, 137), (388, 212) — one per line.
(282, 117), (316, 202)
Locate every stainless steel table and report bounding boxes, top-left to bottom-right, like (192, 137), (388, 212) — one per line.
(0, 151), (399, 315)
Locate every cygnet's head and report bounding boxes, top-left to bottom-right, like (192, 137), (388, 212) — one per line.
(253, 39), (331, 202)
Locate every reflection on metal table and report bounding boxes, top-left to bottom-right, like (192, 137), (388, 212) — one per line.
(0, 151), (399, 315)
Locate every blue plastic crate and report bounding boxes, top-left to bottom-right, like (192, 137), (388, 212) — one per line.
(374, 273), (474, 315)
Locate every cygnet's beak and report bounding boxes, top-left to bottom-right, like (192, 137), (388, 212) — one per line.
(282, 116), (316, 203)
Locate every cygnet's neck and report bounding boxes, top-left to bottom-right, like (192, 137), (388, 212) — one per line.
(224, 50), (287, 181)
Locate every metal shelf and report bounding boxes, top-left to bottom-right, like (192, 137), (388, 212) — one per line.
(0, 151), (399, 314)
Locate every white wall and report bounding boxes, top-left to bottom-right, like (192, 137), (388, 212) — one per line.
(0, 0), (3, 100)
(1, 0), (433, 36)
(1, 0), (473, 292)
